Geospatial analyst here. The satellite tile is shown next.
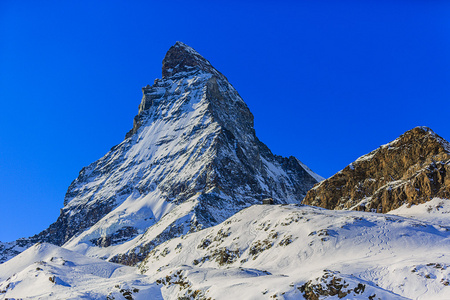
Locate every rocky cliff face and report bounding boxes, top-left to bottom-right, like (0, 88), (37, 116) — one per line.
(0, 42), (321, 264)
(303, 126), (450, 213)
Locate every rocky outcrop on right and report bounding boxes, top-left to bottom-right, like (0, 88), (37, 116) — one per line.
(303, 126), (450, 213)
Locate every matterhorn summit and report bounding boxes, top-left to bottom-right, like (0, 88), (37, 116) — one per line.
(0, 42), (321, 264)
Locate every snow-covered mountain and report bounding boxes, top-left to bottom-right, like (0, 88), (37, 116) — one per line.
(3, 42), (449, 299)
(0, 42), (321, 264)
(303, 126), (450, 213)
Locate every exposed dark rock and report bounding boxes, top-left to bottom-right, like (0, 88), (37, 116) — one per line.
(300, 271), (368, 300)
(161, 41), (226, 80)
(90, 227), (139, 248)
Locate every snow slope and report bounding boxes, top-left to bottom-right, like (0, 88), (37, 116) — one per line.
(0, 243), (162, 299)
(2, 202), (450, 299)
(139, 203), (450, 299)
(389, 197), (450, 226)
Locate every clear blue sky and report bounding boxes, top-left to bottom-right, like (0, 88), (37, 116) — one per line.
(1, 0), (450, 242)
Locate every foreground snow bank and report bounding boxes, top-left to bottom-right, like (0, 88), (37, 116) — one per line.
(0, 243), (162, 299)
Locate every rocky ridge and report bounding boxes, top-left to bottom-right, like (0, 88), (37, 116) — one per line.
(0, 42), (321, 264)
(303, 126), (450, 213)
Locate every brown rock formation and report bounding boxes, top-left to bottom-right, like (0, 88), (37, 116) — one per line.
(303, 126), (450, 213)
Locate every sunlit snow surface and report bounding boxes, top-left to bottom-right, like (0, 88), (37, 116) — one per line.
(139, 202), (450, 299)
(2, 199), (450, 299)
(0, 243), (162, 299)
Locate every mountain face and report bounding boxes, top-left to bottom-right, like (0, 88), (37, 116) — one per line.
(0, 42), (321, 264)
(303, 126), (450, 213)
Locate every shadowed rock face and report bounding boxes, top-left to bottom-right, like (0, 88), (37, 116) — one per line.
(161, 41), (226, 80)
(303, 127), (450, 213)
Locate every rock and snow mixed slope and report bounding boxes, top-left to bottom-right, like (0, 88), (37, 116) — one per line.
(138, 203), (450, 300)
(2, 202), (450, 299)
(0, 42), (321, 264)
(303, 126), (450, 213)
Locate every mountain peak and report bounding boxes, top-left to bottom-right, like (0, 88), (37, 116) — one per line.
(404, 126), (434, 137)
(386, 126), (450, 153)
(162, 41), (224, 79)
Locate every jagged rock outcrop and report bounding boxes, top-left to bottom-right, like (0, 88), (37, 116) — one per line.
(303, 126), (450, 213)
(0, 42), (321, 264)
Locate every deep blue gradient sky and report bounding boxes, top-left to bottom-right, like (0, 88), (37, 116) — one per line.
(1, 0), (450, 242)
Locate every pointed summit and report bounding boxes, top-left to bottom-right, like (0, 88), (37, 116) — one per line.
(0, 42), (321, 264)
(303, 126), (450, 213)
(162, 41), (224, 79)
